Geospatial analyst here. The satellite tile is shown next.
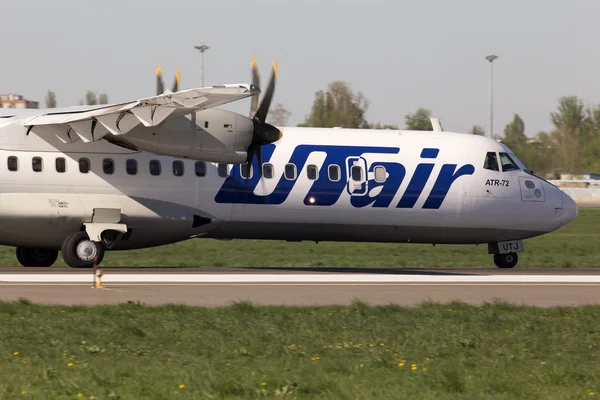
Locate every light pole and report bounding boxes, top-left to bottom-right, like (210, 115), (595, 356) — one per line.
(194, 44), (210, 87)
(485, 54), (498, 139)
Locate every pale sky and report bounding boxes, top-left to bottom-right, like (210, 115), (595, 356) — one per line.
(2, 0), (598, 136)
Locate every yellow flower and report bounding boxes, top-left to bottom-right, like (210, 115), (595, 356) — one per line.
(401, 359), (407, 363)
(369, 344), (374, 347)
(71, 355), (76, 359)
(311, 356), (320, 361)
(411, 364), (418, 371)
(541, 362), (546, 365)
(177, 342), (182, 345)
(90, 397), (96, 400)
(380, 343), (385, 346)
(21, 391), (26, 396)
(393, 354), (398, 357)
(423, 367), (428, 372)
(22, 361), (28, 365)
(67, 362), (74, 367)
(261, 382), (267, 387)
(77, 394), (84, 399)
(589, 392), (596, 396)
(13, 351), (19, 356)
(398, 363), (405, 367)
(385, 350), (390, 352)
(327, 345), (332, 349)
(179, 384), (185, 390)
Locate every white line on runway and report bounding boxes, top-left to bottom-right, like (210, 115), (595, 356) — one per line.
(2, 274), (600, 283)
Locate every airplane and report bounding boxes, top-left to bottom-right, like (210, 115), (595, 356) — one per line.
(0, 58), (577, 269)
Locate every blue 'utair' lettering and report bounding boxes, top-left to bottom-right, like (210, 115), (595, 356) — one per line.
(396, 148), (439, 208)
(422, 164), (475, 209)
(350, 162), (406, 208)
(215, 144), (399, 205)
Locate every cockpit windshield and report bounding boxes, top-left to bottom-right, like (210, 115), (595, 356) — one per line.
(483, 152), (499, 171)
(499, 152), (520, 172)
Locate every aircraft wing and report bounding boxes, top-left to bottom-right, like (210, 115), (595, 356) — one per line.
(23, 84), (258, 143)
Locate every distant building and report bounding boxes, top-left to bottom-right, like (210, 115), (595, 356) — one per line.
(559, 172), (600, 180)
(0, 94), (39, 109)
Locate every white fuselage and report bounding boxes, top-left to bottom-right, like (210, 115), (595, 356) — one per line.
(0, 111), (578, 251)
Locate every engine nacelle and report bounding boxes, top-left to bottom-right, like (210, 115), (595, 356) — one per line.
(107, 109), (254, 163)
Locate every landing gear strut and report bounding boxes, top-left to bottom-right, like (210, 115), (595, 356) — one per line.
(16, 247), (58, 267)
(493, 253), (518, 269)
(61, 231), (105, 268)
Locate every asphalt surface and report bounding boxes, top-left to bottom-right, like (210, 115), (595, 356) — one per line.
(1, 267), (600, 307)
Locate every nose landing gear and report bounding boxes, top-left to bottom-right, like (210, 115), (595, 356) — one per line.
(493, 253), (518, 269)
(488, 240), (523, 269)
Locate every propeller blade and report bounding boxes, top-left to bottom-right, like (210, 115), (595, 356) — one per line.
(156, 64), (165, 95)
(250, 55), (260, 118)
(171, 68), (181, 92)
(254, 59), (277, 123)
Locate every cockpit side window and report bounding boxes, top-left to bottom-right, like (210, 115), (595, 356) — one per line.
(483, 152), (499, 172)
(499, 152), (520, 172)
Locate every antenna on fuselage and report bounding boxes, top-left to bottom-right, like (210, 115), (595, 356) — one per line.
(430, 117), (444, 132)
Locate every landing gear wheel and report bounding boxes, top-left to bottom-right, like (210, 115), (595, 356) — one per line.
(16, 247), (59, 267)
(61, 232), (105, 269)
(494, 253), (518, 269)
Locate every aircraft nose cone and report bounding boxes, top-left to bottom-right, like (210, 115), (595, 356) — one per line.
(561, 191), (578, 225)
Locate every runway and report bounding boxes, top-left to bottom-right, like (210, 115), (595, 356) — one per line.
(2, 267), (600, 307)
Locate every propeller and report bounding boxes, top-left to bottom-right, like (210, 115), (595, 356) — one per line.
(246, 56), (282, 169)
(156, 63), (181, 95)
(243, 56), (283, 201)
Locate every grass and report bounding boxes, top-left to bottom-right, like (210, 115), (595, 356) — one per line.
(1, 300), (599, 399)
(1, 207), (599, 269)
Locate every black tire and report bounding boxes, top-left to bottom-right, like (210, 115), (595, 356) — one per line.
(16, 247), (58, 267)
(61, 232), (105, 269)
(494, 253), (518, 269)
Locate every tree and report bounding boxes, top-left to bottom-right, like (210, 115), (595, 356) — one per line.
(267, 103), (291, 126)
(368, 122), (399, 130)
(301, 81), (370, 128)
(404, 108), (432, 131)
(469, 125), (485, 135)
(502, 114), (527, 151)
(45, 90), (57, 108)
(85, 91), (98, 106)
(98, 93), (109, 105)
(550, 96), (586, 172)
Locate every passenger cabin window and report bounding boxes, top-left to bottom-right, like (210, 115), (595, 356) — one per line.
(79, 158), (90, 173)
(483, 152), (499, 172)
(307, 165), (318, 180)
(173, 161), (184, 176)
(149, 160), (161, 176)
(263, 163), (274, 179)
(499, 152), (520, 172)
(126, 159), (138, 175)
(374, 166), (386, 183)
(195, 161), (206, 177)
(284, 163), (297, 180)
(351, 165), (363, 181)
(56, 157), (66, 173)
(218, 163), (229, 178)
(103, 158), (114, 175)
(240, 164), (252, 179)
(32, 157), (43, 172)
(7, 156), (18, 172)
(328, 165), (340, 182)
